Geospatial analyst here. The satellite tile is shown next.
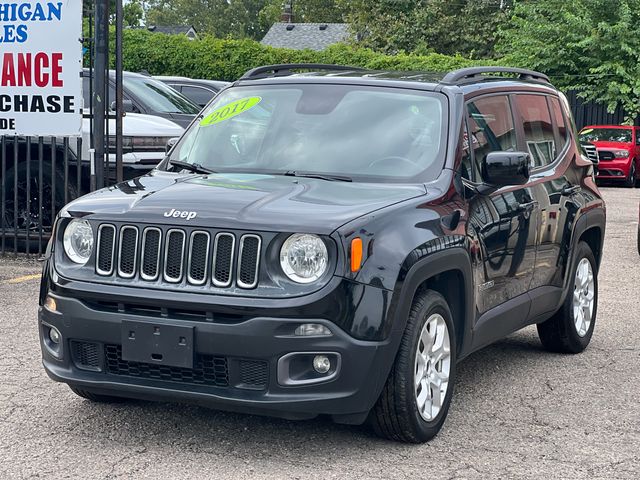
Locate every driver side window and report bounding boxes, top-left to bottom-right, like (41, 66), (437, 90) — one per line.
(466, 95), (517, 179)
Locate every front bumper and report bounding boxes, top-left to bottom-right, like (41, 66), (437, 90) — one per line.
(39, 290), (396, 423)
(595, 158), (632, 180)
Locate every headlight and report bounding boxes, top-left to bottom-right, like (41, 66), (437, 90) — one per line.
(63, 219), (94, 264)
(612, 149), (629, 158)
(280, 234), (328, 284)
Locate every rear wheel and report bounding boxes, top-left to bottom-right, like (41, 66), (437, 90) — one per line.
(537, 241), (597, 353)
(369, 290), (456, 443)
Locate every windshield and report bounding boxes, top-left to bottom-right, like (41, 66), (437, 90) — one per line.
(166, 84), (447, 182)
(579, 128), (632, 143)
(123, 75), (200, 115)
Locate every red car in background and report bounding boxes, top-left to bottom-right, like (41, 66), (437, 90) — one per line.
(579, 125), (640, 187)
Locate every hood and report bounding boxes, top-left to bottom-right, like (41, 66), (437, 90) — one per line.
(81, 112), (184, 137)
(64, 172), (427, 234)
(588, 140), (632, 150)
(158, 112), (196, 128)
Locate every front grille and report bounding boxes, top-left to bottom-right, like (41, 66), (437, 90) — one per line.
(238, 360), (268, 389)
(96, 224), (262, 290)
(212, 233), (234, 287)
(141, 228), (161, 280)
(187, 231), (210, 285)
(105, 344), (229, 387)
(118, 226), (138, 278)
(96, 225), (116, 275)
(237, 235), (261, 289)
(164, 229), (185, 282)
(582, 143), (598, 163)
(598, 150), (615, 161)
(71, 340), (101, 371)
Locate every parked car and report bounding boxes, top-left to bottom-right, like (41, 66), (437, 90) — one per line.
(1, 97), (183, 237)
(82, 70), (201, 128)
(154, 76), (230, 108)
(578, 125), (640, 187)
(38, 64), (605, 443)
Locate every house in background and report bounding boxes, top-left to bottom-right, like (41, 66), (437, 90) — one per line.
(146, 25), (198, 40)
(261, 22), (351, 51)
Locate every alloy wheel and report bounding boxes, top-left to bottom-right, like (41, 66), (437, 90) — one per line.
(414, 313), (451, 421)
(572, 258), (595, 337)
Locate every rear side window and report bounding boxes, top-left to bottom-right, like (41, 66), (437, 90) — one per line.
(514, 94), (556, 168)
(466, 95), (517, 178)
(181, 86), (216, 107)
(549, 96), (568, 151)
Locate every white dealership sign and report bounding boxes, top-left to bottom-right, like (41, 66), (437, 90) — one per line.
(0, 1), (83, 136)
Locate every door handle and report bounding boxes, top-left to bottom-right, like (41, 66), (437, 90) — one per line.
(562, 185), (580, 196)
(517, 200), (539, 213)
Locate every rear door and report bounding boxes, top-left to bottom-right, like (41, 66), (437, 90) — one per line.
(464, 93), (540, 316)
(513, 92), (584, 318)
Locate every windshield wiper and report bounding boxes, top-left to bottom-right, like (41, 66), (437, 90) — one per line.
(283, 171), (352, 182)
(168, 160), (216, 175)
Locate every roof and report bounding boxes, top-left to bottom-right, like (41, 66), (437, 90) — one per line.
(260, 23), (351, 51)
(146, 25), (197, 36)
(236, 65), (557, 95)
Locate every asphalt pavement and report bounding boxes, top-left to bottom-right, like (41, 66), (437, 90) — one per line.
(1, 187), (639, 479)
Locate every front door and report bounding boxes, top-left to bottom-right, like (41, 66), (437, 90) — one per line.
(464, 94), (539, 316)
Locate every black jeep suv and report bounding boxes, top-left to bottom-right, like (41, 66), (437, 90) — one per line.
(38, 64), (606, 443)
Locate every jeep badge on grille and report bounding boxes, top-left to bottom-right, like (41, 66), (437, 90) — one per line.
(164, 209), (197, 220)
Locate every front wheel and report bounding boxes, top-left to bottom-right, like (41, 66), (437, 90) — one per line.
(537, 241), (598, 353)
(369, 290), (456, 443)
(624, 161), (636, 188)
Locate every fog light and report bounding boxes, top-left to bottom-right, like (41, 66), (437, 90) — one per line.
(313, 355), (331, 374)
(295, 323), (332, 336)
(44, 296), (57, 312)
(49, 326), (61, 344)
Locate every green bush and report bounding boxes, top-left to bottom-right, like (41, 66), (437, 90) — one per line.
(118, 30), (496, 81)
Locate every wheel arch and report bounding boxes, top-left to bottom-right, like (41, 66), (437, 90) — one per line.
(388, 247), (475, 360)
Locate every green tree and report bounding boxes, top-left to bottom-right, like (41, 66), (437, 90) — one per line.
(341, 0), (512, 58)
(145, 0), (271, 39)
(124, 0), (144, 27)
(259, 0), (347, 27)
(497, 0), (640, 122)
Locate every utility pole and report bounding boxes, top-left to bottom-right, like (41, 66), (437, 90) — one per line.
(115, 0), (124, 183)
(93, 0), (109, 190)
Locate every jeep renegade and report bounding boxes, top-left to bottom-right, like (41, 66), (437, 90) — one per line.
(38, 64), (606, 443)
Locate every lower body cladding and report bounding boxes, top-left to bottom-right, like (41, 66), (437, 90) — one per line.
(39, 293), (395, 424)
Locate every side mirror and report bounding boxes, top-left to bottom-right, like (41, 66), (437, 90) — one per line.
(110, 99), (135, 113)
(482, 151), (531, 188)
(166, 137), (179, 154)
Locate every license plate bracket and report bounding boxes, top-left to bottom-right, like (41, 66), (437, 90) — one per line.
(121, 320), (194, 369)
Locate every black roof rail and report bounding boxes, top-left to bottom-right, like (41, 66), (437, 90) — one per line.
(239, 63), (367, 80)
(441, 66), (550, 85)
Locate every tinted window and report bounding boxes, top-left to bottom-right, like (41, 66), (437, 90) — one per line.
(171, 84), (447, 182)
(123, 76), (200, 114)
(460, 121), (475, 181)
(549, 97), (568, 151)
(467, 95), (516, 177)
(515, 94), (555, 168)
(579, 128), (633, 143)
(181, 86), (216, 107)
(82, 76), (116, 110)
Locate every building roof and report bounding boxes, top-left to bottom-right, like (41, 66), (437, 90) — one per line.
(260, 23), (350, 51)
(146, 25), (197, 37)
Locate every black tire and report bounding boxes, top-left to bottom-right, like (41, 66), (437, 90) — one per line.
(69, 386), (127, 403)
(624, 161), (636, 188)
(537, 241), (598, 353)
(369, 290), (456, 443)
